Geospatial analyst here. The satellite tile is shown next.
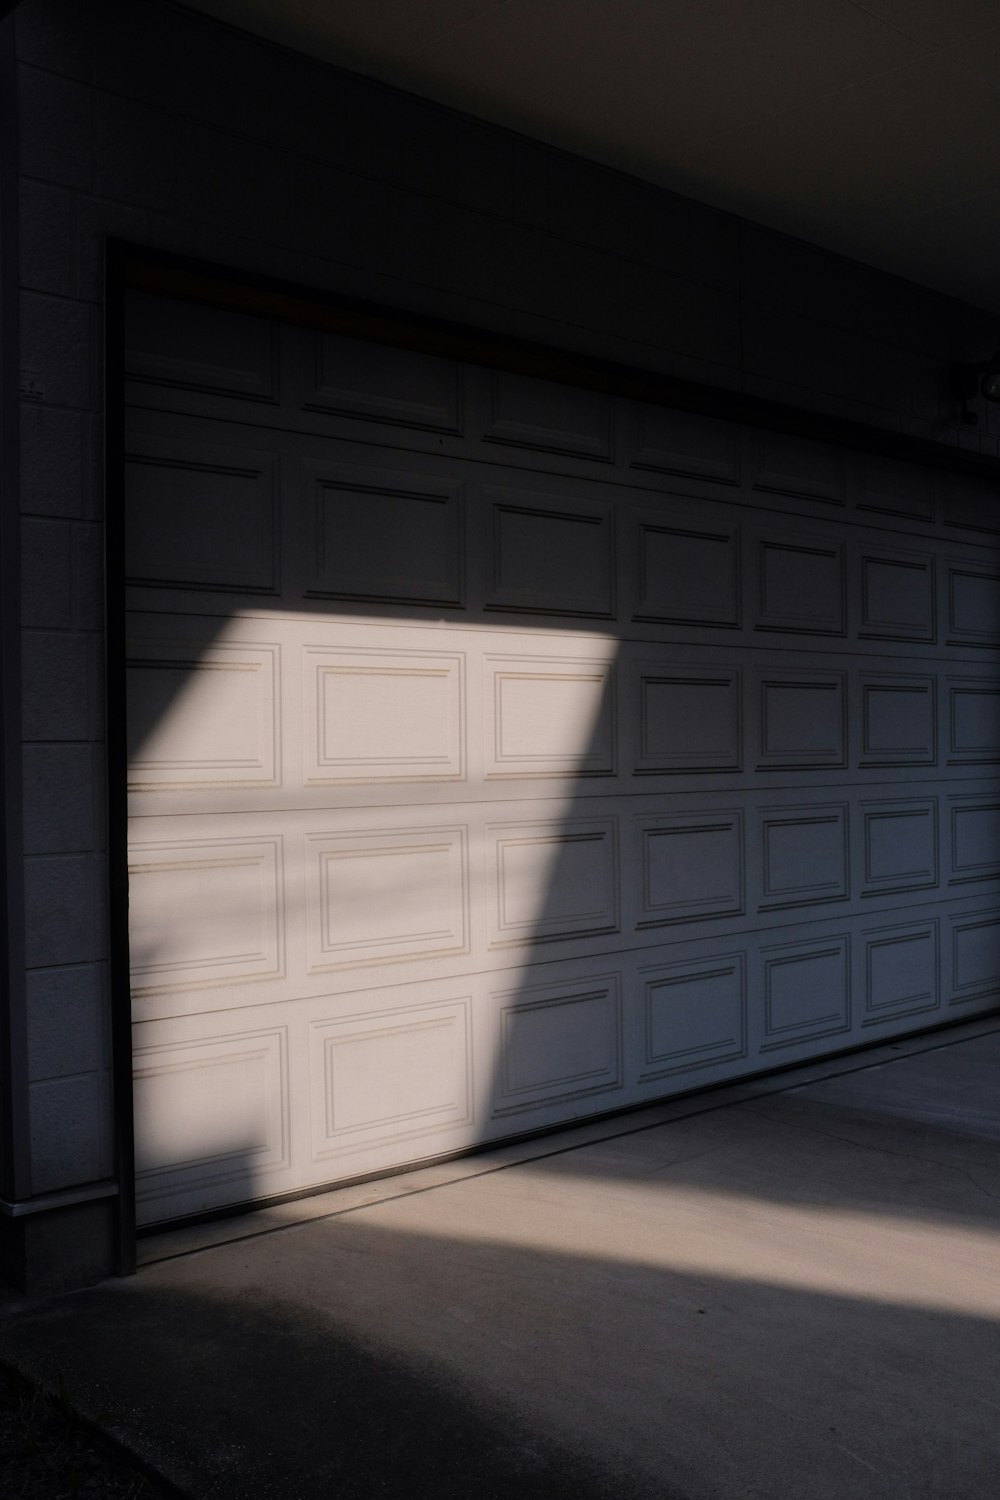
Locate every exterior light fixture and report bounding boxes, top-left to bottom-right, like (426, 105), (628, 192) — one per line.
(952, 351), (1000, 425)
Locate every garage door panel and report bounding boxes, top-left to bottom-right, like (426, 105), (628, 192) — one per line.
(861, 919), (940, 1028)
(309, 996), (473, 1162)
(481, 368), (614, 462)
(133, 1023), (290, 1223)
(631, 661), (743, 774)
(854, 452), (934, 522)
(759, 934), (852, 1052)
(861, 798), (939, 895)
(635, 810), (744, 929)
(638, 951), (748, 1082)
(302, 328), (463, 435)
(946, 675), (1000, 763)
(301, 460), (466, 608)
(631, 512), (741, 628)
(758, 803), (849, 911)
(126, 636), (280, 791)
(484, 651), (617, 778)
(126, 289), (279, 405)
(126, 294), (1000, 1225)
(756, 668), (846, 769)
(949, 907), (1000, 1005)
(486, 816), (619, 948)
(302, 643), (466, 784)
(750, 429), (845, 507)
(948, 794), (1000, 885)
(858, 673), (936, 766)
(491, 972), (623, 1117)
(943, 472), (1000, 540)
(125, 435), (279, 595)
(755, 532), (846, 636)
(305, 825), (469, 973)
(484, 485), (615, 619)
(857, 544), (936, 643)
(631, 403), (741, 486)
(128, 835), (284, 995)
(947, 560), (1000, 645)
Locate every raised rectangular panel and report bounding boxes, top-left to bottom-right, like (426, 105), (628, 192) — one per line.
(485, 490), (613, 617)
(127, 640), (278, 789)
(485, 656), (615, 777)
(758, 673), (845, 769)
(305, 466), (463, 607)
(948, 566), (1000, 645)
(760, 805), (848, 909)
(863, 922), (938, 1025)
(753, 432), (842, 504)
(133, 1029), (287, 1197)
(493, 975), (622, 1113)
(310, 999), (471, 1158)
(637, 812), (743, 927)
(943, 473), (1000, 537)
(635, 667), (741, 773)
(125, 290), (277, 401)
(947, 679), (1000, 763)
(950, 910), (1000, 1003)
(484, 371), (612, 460)
(125, 443), (276, 592)
(304, 331), (461, 432)
(862, 801), (937, 895)
(949, 799), (1000, 884)
(860, 550), (934, 642)
(761, 937), (850, 1048)
(488, 820), (618, 946)
(303, 647), (463, 784)
(632, 404), (739, 484)
(856, 454), (932, 520)
(128, 838), (282, 993)
(640, 953), (746, 1078)
(634, 522), (739, 627)
(306, 827), (467, 971)
(756, 537), (844, 634)
(860, 675), (935, 766)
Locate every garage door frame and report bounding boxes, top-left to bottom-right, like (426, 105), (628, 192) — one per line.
(104, 237), (1000, 1274)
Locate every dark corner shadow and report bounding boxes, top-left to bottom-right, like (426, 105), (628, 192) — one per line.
(4, 1223), (1000, 1500)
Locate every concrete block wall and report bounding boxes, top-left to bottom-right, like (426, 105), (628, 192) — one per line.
(4, 0), (1000, 1285)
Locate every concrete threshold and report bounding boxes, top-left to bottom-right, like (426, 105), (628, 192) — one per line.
(139, 1012), (1000, 1265)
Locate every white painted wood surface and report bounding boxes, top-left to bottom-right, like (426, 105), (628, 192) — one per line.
(124, 291), (1000, 1224)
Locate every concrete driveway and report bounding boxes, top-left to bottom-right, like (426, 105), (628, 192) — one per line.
(3, 1017), (1000, 1499)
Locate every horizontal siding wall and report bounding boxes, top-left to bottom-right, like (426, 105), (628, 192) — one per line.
(9, 0), (1000, 1247)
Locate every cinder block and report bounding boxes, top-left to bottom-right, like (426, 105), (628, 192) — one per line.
(30, 1071), (109, 1192)
(21, 517), (72, 628)
(94, 92), (183, 214)
(182, 123), (302, 244)
(27, 962), (108, 1081)
(21, 628), (93, 741)
(22, 742), (98, 855)
(17, 63), (93, 190)
(75, 194), (154, 301)
(23, 851), (106, 969)
(0, 1198), (115, 1295)
(14, 0), (99, 81)
(19, 403), (92, 518)
(19, 292), (94, 411)
(18, 180), (76, 296)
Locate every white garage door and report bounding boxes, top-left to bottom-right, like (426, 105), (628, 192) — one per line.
(123, 289), (1000, 1226)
